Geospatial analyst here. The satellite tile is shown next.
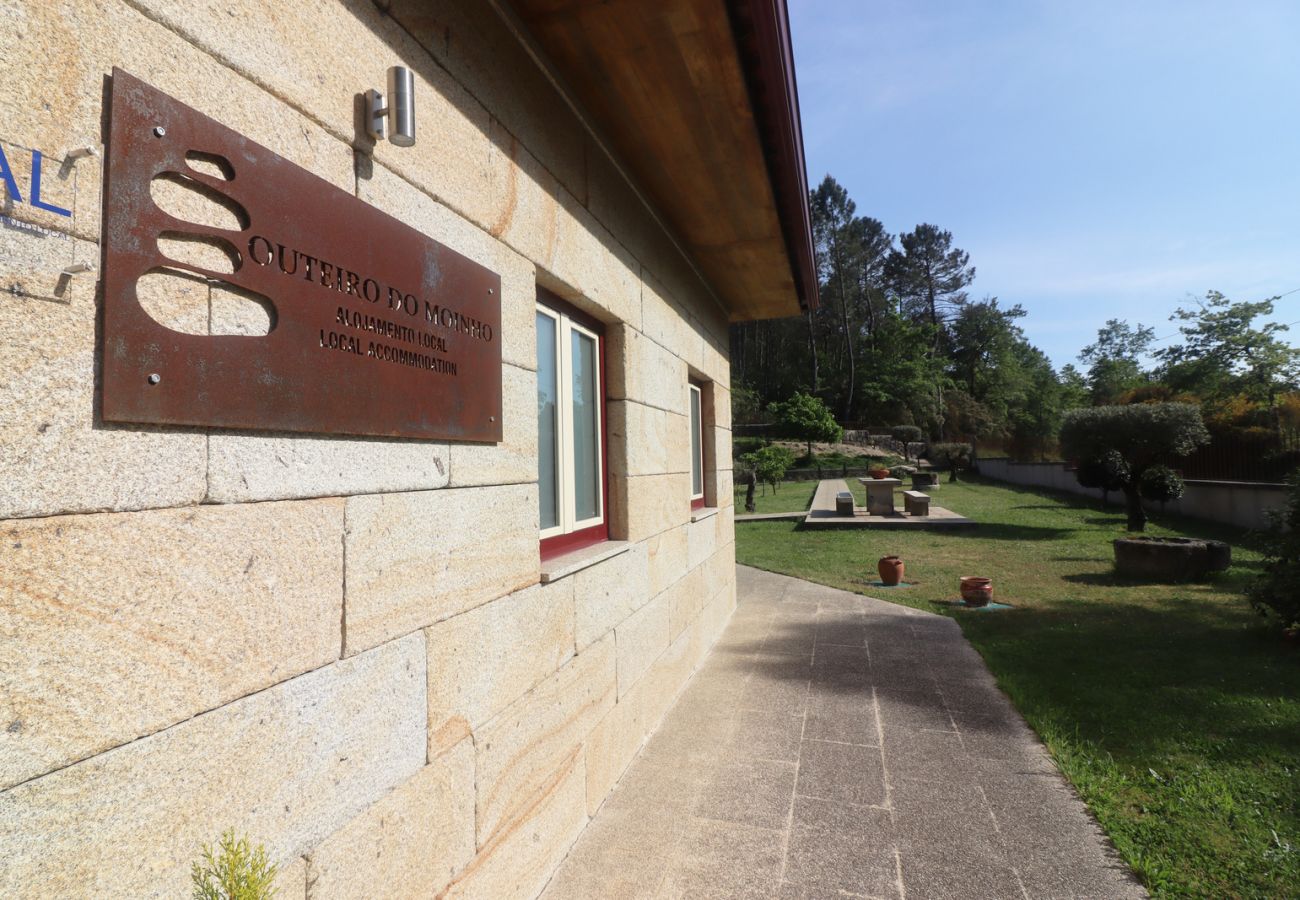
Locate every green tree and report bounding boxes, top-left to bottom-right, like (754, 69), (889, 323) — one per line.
(943, 300), (1069, 458)
(942, 389), (1001, 449)
(769, 391), (843, 458)
(884, 223), (975, 333)
(883, 224), (975, 438)
(948, 297), (1027, 399)
(740, 444), (796, 495)
(730, 383), (763, 425)
(1156, 291), (1300, 411)
(856, 314), (948, 435)
(1060, 403), (1210, 531)
(1079, 319), (1155, 405)
(810, 177), (860, 417)
(1004, 342), (1071, 460)
(1057, 363), (1091, 411)
(809, 175), (894, 419)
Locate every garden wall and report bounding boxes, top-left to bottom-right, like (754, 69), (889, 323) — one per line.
(0, 1), (737, 896)
(976, 458), (1286, 532)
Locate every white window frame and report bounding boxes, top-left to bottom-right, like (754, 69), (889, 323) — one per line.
(538, 302), (605, 540)
(689, 383), (705, 503)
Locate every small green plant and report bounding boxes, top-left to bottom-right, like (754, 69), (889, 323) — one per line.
(191, 830), (279, 900)
(740, 444), (796, 495)
(1249, 469), (1300, 631)
(927, 442), (973, 482)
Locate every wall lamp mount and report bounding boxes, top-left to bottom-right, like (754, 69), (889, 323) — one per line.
(366, 66), (416, 148)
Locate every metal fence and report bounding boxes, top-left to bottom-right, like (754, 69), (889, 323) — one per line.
(1158, 428), (1300, 483)
(980, 427), (1300, 483)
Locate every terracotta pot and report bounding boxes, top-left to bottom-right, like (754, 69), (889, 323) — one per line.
(960, 576), (993, 606)
(878, 556), (904, 586)
(870, 468), (890, 480)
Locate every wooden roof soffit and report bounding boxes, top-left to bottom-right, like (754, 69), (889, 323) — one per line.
(507, 0), (820, 321)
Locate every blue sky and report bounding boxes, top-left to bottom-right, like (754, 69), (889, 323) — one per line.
(789, 0), (1300, 368)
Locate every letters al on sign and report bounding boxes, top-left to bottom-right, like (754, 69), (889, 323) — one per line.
(101, 69), (502, 442)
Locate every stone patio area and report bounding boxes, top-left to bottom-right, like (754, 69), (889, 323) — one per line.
(802, 479), (975, 529)
(541, 566), (1145, 899)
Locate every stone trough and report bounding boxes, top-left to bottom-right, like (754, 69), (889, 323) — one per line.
(1113, 536), (1231, 581)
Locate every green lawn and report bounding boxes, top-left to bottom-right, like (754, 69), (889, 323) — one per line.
(736, 477), (1299, 898)
(733, 479), (817, 514)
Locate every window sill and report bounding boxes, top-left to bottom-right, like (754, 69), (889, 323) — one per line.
(540, 540), (631, 583)
(691, 506), (719, 523)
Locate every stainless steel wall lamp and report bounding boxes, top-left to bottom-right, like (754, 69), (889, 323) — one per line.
(366, 66), (416, 147)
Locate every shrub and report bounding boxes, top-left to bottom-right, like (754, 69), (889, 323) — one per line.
(740, 444), (795, 493)
(1139, 465), (1186, 503)
(1060, 403), (1210, 462)
(1250, 470), (1300, 631)
(927, 442), (973, 482)
(890, 425), (923, 444)
(191, 830), (278, 900)
(1075, 450), (1130, 491)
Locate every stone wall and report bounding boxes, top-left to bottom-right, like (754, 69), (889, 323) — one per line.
(976, 458), (1286, 532)
(0, 1), (737, 896)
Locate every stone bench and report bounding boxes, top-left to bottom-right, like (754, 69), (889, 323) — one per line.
(903, 490), (930, 517)
(911, 472), (939, 490)
(835, 491), (855, 516)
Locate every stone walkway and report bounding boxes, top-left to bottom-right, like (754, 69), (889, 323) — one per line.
(542, 566), (1145, 899)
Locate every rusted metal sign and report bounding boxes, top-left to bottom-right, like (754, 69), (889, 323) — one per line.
(101, 68), (502, 442)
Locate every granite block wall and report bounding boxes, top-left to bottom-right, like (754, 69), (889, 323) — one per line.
(0, 1), (737, 895)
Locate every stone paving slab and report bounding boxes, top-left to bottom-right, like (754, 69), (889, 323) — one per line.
(541, 566), (1146, 900)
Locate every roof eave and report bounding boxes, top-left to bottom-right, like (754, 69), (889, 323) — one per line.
(728, 0), (820, 315)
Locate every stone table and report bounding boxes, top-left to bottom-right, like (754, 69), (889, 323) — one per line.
(857, 477), (901, 515)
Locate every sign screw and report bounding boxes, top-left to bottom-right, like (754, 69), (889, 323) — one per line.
(153, 126), (166, 138)
(147, 373), (161, 385)
(487, 288), (494, 295)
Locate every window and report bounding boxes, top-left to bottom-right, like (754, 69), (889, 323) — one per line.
(537, 291), (607, 556)
(689, 382), (705, 508)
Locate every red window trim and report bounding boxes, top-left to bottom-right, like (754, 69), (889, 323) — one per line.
(539, 288), (610, 562)
(689, 379), (707, 510)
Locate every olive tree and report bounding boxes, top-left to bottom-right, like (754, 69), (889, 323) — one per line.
(1060, 403), (1210, 532)
(927, 442), (972, 482)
